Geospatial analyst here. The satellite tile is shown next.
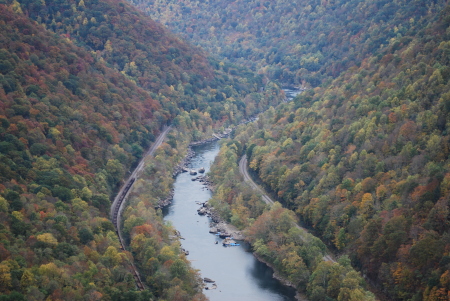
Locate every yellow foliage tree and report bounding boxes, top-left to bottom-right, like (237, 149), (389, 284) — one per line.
(103, 246), (123, 266)
(0, 197), (8, 212)
(0, 263), (11, 292)
(104, 40), (113, 53)
(11, 211), (23, 221)
(37, 233), (58, 246)
(11, 0), (23, 14)
(39, 262), (60, 278)
(359, 193), (374, 218)
(20, 269), (35, 289)
(159, 245), (176, 263)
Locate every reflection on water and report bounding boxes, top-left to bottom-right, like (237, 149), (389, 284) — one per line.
(164, 142), (296, 301)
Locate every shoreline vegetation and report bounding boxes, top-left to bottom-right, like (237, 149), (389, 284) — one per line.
(206, 204), (309, 299)
(157, 115), (258, 208)
(205, 132), (377, 300)
(143, 102), (310, 298)
(161, 130), (304, 296)
(252, 252), (309, 301)
(118, 81), (287, 299)
(159, 125), (310, 299)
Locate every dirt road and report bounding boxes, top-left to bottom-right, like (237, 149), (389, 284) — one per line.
(239, 155), (335, 263)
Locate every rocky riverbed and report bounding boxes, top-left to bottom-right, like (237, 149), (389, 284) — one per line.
(155, 189), (174, 209)
(164, 139), (298, 300)
(195, 201), (245, 240)
(211, 221), (245, 240)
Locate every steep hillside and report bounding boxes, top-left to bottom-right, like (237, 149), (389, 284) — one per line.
(129, 0), (445, 86)
(206, 140), (376, 300)
(0, 4), (171, 300)
(0, 0), (285, 299)
(232, 4), (450, 300)
(16, 0), (283, 122)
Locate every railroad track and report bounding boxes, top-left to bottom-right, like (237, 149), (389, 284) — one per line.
(110, 126), (171, 291)
(111, 177), (145, 290)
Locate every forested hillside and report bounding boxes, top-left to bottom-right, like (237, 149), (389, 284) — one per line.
(0, 5), (168, 300)
(132, 0), (450, 298)
(3, 0), (450, 298)
(230, 4), (450, 300)
(15, 0), (283, 122)
(208, 142), (376, 300)
(0, 0), (285, 299)
(129, 0), (444, 86)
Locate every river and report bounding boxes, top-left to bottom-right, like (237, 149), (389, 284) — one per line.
(163, 141), (297, 301)
(283, 87), (303, 101)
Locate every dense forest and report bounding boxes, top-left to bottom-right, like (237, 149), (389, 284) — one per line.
(207, 3), (450, 301)
(0, 0), (285, 299)
(123, 0), (450, 299)
(13, 0), (284, 122)
(128, 0), (444, 87)
(3, 0), (450, 299)
(208, 140), (376, 300)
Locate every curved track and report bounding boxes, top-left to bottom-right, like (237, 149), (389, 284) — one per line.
(110, 125), (171, 290)
(239, 155), (274, 206)
(239, 155), (335, 263)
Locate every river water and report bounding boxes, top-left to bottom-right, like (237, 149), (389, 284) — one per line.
(283, 88), (303, 101)
(163, 141), (297, 301)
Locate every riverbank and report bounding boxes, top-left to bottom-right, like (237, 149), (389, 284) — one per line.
(171, 128), (233, 179)
(156, 145), (196, 208)
(189, 127), (233, 146)
(164, 140), (297, 300)
(158, 125), (304, 298)
(186, 141), (306, 298)
(253, 252), (309, 301)
(202, 202), (310, 299)
(157, 130), (231, 208)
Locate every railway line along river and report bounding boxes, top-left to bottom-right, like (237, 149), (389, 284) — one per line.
(163, 141), (297, 301)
